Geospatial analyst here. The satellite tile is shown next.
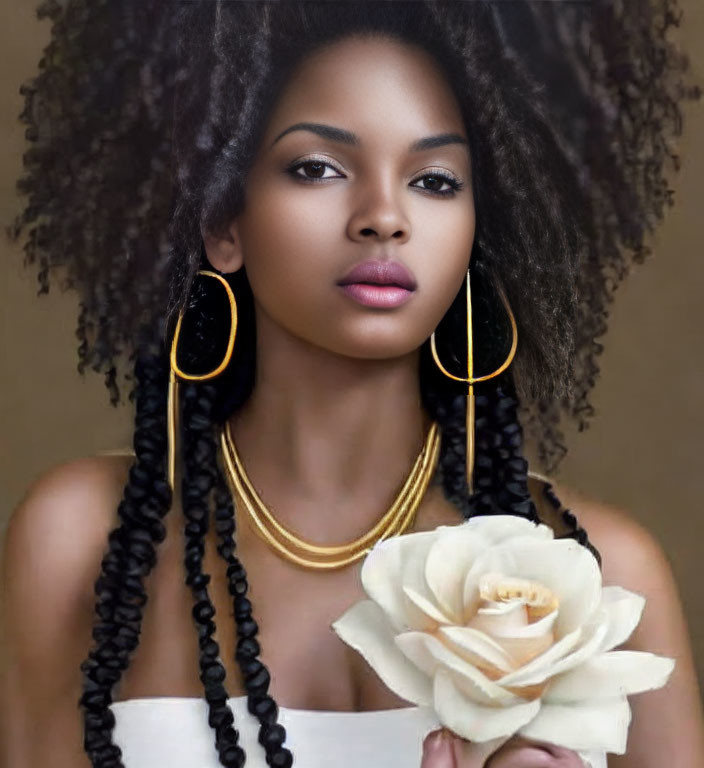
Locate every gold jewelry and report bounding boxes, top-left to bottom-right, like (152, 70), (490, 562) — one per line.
(167, 270), (238, 490)
(430, 269), (517, 496)
(220, 420), (442, 571)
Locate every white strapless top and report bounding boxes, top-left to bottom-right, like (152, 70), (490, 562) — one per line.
(109, 696), (607, 768)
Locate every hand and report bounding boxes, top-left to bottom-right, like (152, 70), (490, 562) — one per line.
(421, 730), (585, 768)
(484, 735), (585, 767)
(420, 728), (496, 768)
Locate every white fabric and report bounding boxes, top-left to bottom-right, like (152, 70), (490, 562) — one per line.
(110, 696), (607, 767)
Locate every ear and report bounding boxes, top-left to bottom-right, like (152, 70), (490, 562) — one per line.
(202, 219), (244, 274)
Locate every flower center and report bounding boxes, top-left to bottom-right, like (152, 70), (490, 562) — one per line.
(479, 572), (559, 621)
(450, 571), (561, 697)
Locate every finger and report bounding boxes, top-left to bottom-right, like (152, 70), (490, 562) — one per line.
(421, 729), (455, 768)
(450, 735), (518, 768)
(508, 737), (580, 761)
(490, 736), (584, 767)
(485, 746), (556, 768)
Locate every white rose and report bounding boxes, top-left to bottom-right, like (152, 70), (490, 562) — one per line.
(332, 515), (674, 755)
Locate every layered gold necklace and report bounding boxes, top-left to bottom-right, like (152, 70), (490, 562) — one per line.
(220, 420), (441, 571)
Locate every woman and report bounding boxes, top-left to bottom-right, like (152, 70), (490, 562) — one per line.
(1, 1), (702, 767)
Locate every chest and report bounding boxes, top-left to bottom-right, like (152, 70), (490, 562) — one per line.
(112, 489), (463, 711)
(110, 478), (569, 710)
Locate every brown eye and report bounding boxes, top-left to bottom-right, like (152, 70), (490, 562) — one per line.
(286, 158), (343, 181)
(301, 161), (325, 178)
(411, 171), (464, 198)
(421, 175), (445, 191)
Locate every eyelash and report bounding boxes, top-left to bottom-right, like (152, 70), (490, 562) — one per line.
(285, 156), (465, 198)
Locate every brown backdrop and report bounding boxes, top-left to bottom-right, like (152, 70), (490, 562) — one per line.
(1, 1), (703, 694)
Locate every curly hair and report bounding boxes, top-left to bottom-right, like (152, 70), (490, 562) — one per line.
(7, 0), (700, 464)
(5, 1), (700, 766)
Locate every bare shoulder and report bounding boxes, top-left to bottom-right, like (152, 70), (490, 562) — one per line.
(544, 478), (669, 590)
(544, 478), (704, 766)
(0, 454), (132, 767)
(3, 455), (131, 586)
(1, 454), (132, 626)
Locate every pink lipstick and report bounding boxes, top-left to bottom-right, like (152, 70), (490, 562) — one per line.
(338, 283), (414, 307)
(337, 259), (417, 308)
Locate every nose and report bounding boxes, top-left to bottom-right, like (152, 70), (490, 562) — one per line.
(347, 177), (411, 244)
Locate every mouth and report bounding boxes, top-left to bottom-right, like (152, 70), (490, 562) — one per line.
(337, 259), (417, 291)
(337, 282), (414, 308)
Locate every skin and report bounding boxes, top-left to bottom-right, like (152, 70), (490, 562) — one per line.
(206, 32), (475, 544)
(2, 31), (703, 768)
(204, 34), (581, 767)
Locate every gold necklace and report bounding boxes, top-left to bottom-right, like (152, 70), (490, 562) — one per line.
(220, 420), (441, 571)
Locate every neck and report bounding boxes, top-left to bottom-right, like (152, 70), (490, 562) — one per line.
(226, 307), (434, 541)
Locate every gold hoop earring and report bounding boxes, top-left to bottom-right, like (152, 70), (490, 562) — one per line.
(429, 269), (518, 496)
(167, 269), (238, 490)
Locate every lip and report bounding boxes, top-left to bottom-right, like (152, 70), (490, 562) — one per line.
(337, 259), (417, 291)
(338, 283), (414, 308)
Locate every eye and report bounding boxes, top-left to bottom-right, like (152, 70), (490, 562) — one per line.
(286, 156), (344, 182)
(410, 170), (465, 198)
(285, 157), (465, 198)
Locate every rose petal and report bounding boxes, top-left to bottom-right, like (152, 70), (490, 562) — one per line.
(495, 625), (584, 687)
(434, 668), (541, 742)
(544, 650), (676, 702)
(360, 530), (440, 631)
(424, 517), (553, 623)
(424, 525), (487, 621)
(492, 608), (558, 639)
(395, 630), (519, 705)
(527, 619), (610, 683)
(469, 598), (528, 634)
(463, 538), (602, 636)
(518, 696), (632, 754)
(462, 515), (554, 545)
(509, 611), (559, 640)
(469, 605), (559, 668)
(469, 604), (558, 668)
(402, 585), (452, 626)
(496, 633), (556, 669)
(331, 600), (433, 706)
(438, 625), (517, 674)
(595, 586), (645, 652)
(499, 617), (613, 692)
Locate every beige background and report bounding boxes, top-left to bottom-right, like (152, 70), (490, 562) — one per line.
(1, 0), (702, 696)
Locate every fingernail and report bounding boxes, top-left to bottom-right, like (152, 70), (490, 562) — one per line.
(423, 729), (446, 755)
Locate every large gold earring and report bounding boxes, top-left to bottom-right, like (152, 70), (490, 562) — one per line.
(167, 269), (238, 490)
(430, 269), (517, 496)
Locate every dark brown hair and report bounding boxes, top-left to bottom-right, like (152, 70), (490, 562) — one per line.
(6, 1), (699, 765)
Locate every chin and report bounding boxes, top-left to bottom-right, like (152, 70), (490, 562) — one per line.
(326, 336), (424, 362)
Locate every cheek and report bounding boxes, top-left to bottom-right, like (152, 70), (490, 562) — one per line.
(238, 178), (476, 356)
(239, 189), (340, 307)
(414, 211), (475, 323)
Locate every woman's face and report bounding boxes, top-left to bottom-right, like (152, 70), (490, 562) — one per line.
(209, 34), (475, 360)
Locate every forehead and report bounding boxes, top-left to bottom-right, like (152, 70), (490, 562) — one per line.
(261, 35), (467, 145)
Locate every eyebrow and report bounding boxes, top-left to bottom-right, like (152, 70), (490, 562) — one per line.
(270, 122), (469, 153)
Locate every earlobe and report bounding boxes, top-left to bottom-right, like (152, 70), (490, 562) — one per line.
(202, 221), (244, 274)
